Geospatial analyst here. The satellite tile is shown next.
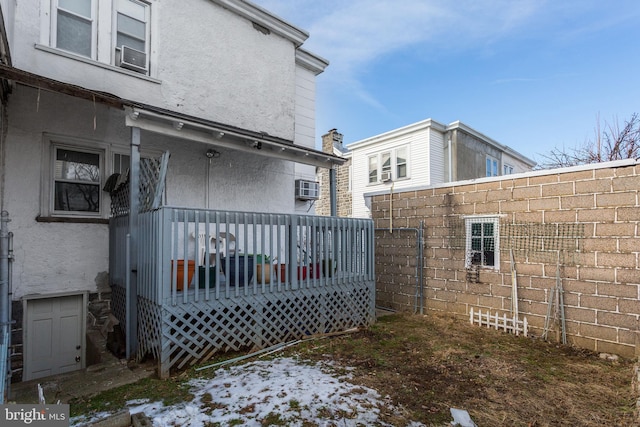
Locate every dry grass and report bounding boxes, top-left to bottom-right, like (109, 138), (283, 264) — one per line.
(284, 312), (637, 426)
(70, 312), (637, 426)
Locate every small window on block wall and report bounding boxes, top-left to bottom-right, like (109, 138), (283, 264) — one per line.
(464, 216), (500, 269)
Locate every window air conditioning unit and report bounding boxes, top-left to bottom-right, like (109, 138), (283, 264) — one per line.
(120, 45), (147, 73)
(295, 179), (319, 200)
(380, 171), (392, 182)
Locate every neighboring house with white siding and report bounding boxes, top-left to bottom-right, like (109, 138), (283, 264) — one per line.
(347, 119), (535, 218)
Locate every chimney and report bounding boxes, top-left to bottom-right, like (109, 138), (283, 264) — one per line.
(322, 129), (343, 153)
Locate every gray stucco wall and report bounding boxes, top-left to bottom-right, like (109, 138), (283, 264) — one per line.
(453, 129), (502, 181)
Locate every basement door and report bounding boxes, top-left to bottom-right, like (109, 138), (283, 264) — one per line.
(23, 293), (86, 381)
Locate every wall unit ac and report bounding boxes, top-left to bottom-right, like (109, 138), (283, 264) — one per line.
(295, 180), (319, 200)
(120, 45), (147, 73)
(380, 171), (392, 182)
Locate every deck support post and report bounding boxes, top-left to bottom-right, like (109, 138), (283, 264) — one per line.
(126, 126), (141, 358)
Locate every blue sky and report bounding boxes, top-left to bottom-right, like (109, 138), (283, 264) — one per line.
(252, 0), (640, 164)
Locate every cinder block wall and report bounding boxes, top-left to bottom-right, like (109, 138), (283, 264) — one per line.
(371, 160), (640, 358)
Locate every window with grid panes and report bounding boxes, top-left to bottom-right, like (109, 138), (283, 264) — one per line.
(53, 146), (102, 214)
(465, 217), (499, 268)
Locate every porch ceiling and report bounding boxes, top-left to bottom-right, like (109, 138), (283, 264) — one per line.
(126, 106), (345, 168)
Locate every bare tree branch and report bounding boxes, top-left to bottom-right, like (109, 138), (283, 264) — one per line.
(537, 113), (640, 169)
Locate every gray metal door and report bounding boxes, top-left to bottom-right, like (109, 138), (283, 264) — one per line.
(24, 295), (84, 381)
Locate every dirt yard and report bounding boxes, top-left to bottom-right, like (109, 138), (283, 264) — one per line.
(282, 312), (636, 426)
(70, 312), (637, 426)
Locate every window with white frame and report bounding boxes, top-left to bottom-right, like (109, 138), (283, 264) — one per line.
(368, 155), (378, 184)
(367, 146), (409, 183)
(503, 164), (514, 175)
(53, 0), (97, 58)
(465, 216), (499, 269)
(486, 156), (498, 177)
(381, 152), (392, 177)
(48, 0), (151, 75)
(114, 0), (150, 73)
(52, 145), (103, 214)
(396, 146), (407, 179)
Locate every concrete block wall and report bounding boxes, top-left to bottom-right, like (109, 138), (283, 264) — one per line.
(371, 160), (640, 358)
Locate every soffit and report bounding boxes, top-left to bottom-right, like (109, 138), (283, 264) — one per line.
(125, 105), (346, 168)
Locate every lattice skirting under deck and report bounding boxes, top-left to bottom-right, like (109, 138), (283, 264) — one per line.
(152, 282), (375, 377)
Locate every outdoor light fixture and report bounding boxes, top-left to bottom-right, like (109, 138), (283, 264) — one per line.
(215, 131), (224, 139)
(206, 149), (220, 158)
(173, 121), (184, 130)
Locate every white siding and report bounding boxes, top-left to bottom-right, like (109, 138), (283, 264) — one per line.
(351, 126), (434, 218)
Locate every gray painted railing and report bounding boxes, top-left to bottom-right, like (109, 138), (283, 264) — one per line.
(117, 207), (374, 304)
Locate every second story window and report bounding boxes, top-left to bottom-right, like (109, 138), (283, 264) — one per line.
(396, 147), (407, 179)
(54, 0), (97, 58)
(367, 146), (409, 183)
(504, 164), (514, 175)
(381, 152), (392, 176)
(114, 0), (150, 74)
(47, 0), (152, 76)
(486, 156), (498, 177)
(368, 156), (378, 184)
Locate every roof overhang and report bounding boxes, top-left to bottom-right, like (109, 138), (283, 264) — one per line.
(126, 106), (346, 168)
(0, 64), (344, 168)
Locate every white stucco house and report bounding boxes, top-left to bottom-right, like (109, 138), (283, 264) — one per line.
(0, 0), (376, 386)
(346, 119), (536, 218)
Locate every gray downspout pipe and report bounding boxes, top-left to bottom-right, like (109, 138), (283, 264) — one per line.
(329, 167), (337, 217)
(0, 211), (9, 331)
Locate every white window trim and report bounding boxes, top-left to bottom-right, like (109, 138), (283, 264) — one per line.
(366, 145), (410, 185)
(40, 0), (158, 77)
(396, 146), (408, 180)
(50, 0), (98, 59)
(45, 140), (106, 218)
(367, 155), (378, 184)
(112, 0), (151, 73)
(464, 215), (500, 270)
(486, 156), (498, 177)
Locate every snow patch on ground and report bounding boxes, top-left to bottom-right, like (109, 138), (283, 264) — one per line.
(72, 356), (423, 426)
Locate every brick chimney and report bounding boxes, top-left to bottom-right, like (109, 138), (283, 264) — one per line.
(322, 129), (343, 154)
